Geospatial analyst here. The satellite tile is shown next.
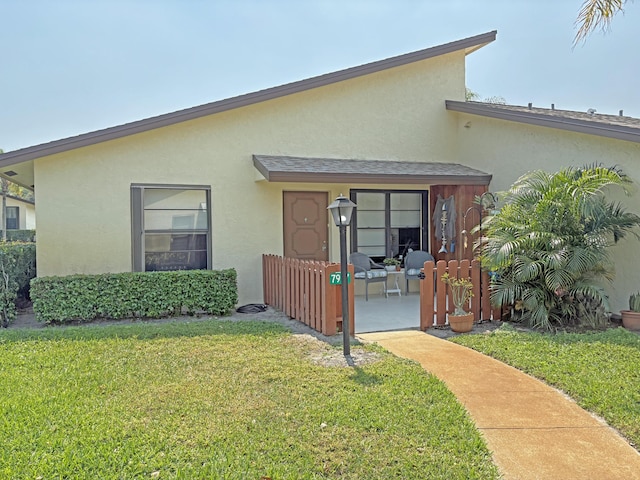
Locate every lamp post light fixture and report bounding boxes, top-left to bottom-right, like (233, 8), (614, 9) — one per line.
(327, 194), (356, 358)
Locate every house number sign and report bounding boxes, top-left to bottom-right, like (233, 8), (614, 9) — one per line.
(329, 272), (351, 285)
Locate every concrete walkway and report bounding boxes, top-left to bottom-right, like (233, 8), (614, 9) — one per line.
(359, 329), (640, 480)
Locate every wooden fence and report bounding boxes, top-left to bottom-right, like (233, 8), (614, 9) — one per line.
(262, 254), (354, 336)
(419, 259), (502, 330)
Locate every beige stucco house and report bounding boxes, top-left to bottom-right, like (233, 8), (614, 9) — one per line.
(0, 30), (639, 312)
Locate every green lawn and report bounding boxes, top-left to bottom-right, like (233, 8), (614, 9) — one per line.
(453, 326), (640, 449)
(0, 320), (499, 479)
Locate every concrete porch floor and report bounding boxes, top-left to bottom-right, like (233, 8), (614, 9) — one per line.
(354, 291), (421, 333)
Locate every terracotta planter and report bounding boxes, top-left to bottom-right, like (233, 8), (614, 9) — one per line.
(448, 312), (474, 333)
(621, 310), (640, 331)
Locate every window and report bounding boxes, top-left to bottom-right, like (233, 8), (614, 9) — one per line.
(131, 185), (211, 272)
(350, 190), (428, 262)
(6, 207), (19, 230)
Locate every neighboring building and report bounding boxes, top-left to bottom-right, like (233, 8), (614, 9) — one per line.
(4, 194), (35, 231)
(0, 30), (638, 311)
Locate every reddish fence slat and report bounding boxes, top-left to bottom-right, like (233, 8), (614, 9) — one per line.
(419, 261), (435, 330)
(418, 258), (497, 330)
(435, 261), (448, 325)
(262, 255), (355, 336)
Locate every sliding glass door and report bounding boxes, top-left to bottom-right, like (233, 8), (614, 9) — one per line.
(349, 190), (428, 262)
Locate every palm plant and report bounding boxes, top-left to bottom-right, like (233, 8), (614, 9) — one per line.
(480, 165), (640, 330)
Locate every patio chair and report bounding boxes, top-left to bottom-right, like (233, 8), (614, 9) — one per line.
(349, 252), (388, 301)
(405, 250), (435, 293)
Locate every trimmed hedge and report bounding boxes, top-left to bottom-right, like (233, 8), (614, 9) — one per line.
(1, 230), (36, 242)
(0, 242), (37, 296)
(0, 242), (36, 327)
(30, 269), (238, 324)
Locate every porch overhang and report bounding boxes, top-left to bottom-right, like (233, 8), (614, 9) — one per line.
(0, 160), (35, 190)
(252, 155), (492, 185)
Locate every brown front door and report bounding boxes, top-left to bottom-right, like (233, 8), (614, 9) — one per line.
(283, 191), (329, 261)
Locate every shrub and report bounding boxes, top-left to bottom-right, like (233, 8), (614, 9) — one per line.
(1, 230), (36, 242)
(481, 166), (640, 330)
(0, 242), (36, 327)
(30, 269), (238, 324)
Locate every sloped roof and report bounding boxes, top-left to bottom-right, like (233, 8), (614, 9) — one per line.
(0, 31), (497, 173)
(253, 155), (492, 185)
(446, 101), (640, 144)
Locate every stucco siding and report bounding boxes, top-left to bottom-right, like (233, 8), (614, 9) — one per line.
(33, 51), (465, 305)
(455, 112), (640, 312)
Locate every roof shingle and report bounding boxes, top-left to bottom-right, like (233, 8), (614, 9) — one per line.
(253, 155), (492, 185)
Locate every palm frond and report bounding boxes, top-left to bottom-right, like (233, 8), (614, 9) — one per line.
(512, 256), (542, 282)
(525, 302), (552, 330)
(546, 248), (570, 270)
(569, 281), (609, 309)
(565, 246), (604, 274)
(544, 268), (577, 292)
(574, 0), (626, 46)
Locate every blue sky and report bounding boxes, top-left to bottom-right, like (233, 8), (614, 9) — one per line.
(1, 0), (638, 152)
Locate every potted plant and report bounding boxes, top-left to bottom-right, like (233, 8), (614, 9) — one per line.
(621, 292), (640, 330)
(383, 257), (401, 271)
(441, 272), (475, 333)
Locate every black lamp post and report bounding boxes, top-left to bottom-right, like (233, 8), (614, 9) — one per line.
(327, 194), (356, 357)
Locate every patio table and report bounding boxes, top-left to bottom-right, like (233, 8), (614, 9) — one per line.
(385, 269), (404, 296)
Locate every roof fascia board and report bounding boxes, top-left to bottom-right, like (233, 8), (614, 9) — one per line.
(0, 31), (496, 167)
(446, 100), (640, 144)
(252, 156), (272, 180)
